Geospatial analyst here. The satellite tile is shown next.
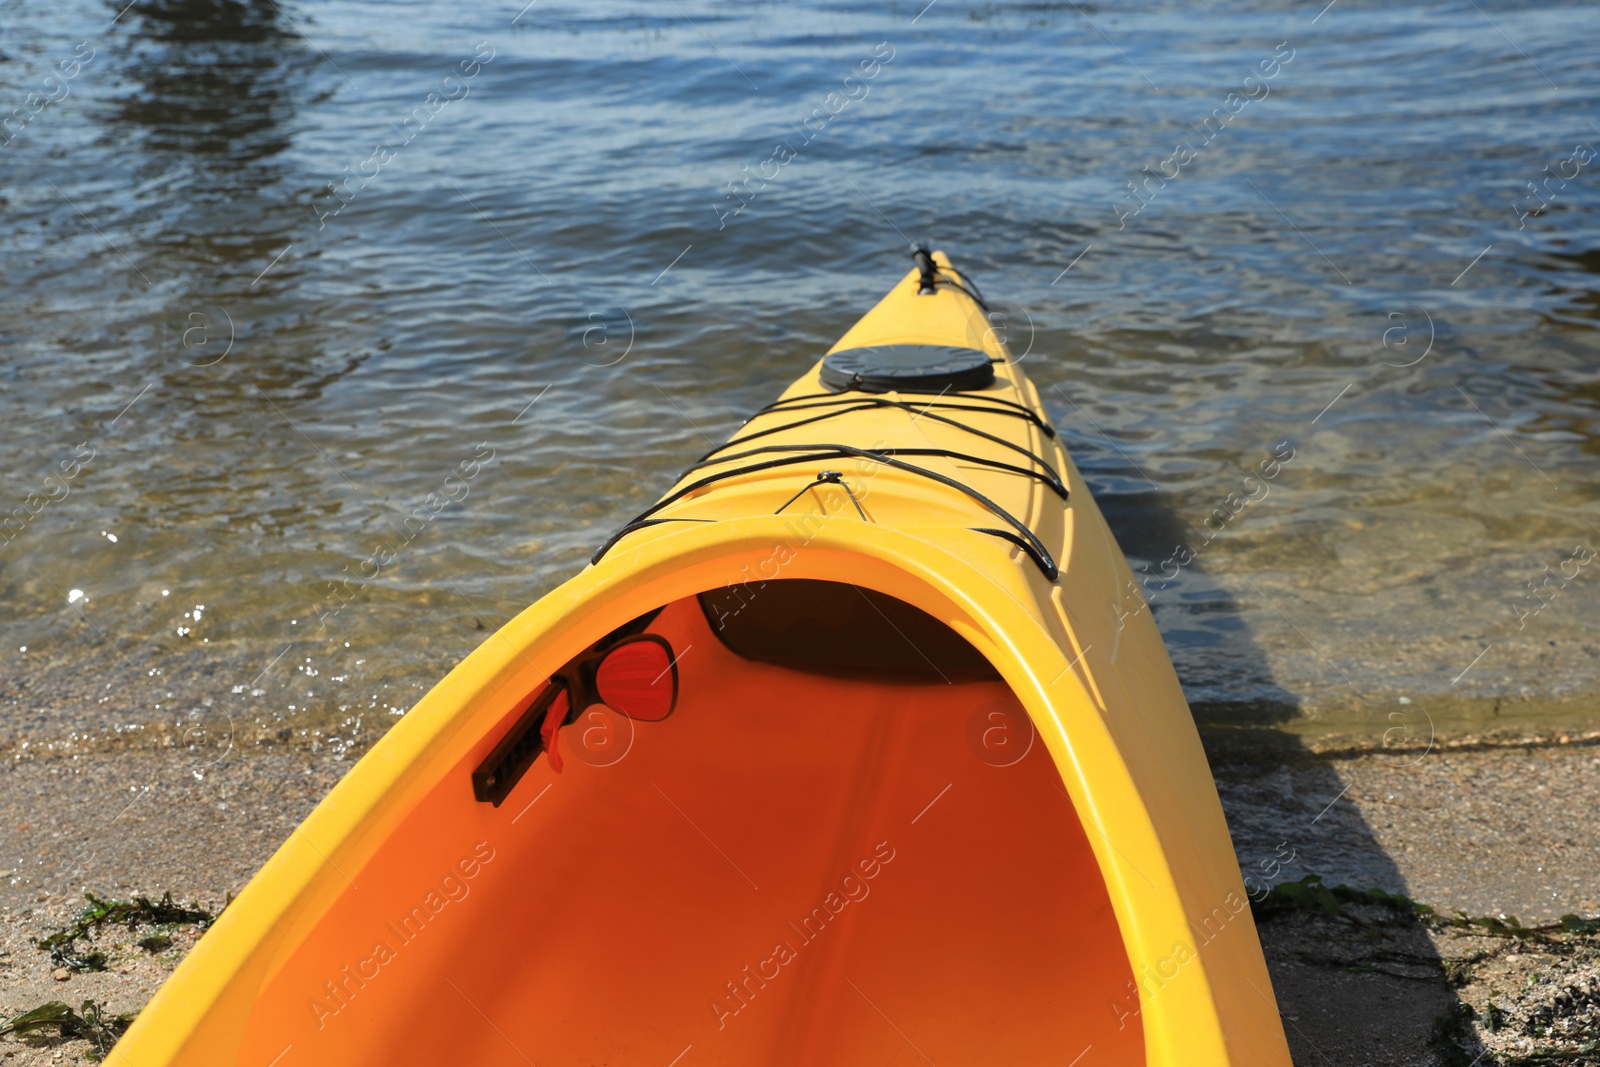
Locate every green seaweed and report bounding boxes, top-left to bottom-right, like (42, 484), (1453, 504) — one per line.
(33, 891), (215, 972)
(0, 1000), (136, 1058)
(1253, 876), (1600, 946)
(1251, 874), (1429, 925)
(136, 932), (172, 953)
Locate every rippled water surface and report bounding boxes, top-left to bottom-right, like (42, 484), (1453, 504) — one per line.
(3, 0), (1598, 752)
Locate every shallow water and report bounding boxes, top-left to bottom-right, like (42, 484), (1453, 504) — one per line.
(2, 0), (1598, 754)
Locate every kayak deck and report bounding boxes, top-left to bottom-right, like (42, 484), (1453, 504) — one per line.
(596, 257), (1068, 590)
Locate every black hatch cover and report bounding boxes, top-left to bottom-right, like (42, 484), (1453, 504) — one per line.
(819, 344), (995, 394)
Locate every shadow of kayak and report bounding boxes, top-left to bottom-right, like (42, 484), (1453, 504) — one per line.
(1071, 429), (1483, 1065)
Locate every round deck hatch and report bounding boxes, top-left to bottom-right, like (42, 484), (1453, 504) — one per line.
(819, 344), (995, 394)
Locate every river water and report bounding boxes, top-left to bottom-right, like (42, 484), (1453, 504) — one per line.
(2, 0), (1597, 756)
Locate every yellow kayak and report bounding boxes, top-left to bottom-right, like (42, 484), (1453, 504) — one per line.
(116, 250), (1290, 1065)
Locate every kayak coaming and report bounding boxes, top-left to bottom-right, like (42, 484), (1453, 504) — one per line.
(113, 254), (1290, 1065)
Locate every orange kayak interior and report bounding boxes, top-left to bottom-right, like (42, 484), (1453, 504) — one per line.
(240, 585), (1144, 1065)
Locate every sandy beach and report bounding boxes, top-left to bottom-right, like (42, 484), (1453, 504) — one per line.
(4, 724), (1598, 1064)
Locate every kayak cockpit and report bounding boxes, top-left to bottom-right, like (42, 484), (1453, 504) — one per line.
(239, 582), (1143, 1065)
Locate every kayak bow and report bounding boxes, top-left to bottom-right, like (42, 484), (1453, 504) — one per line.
(117, 250), (1290, 1066)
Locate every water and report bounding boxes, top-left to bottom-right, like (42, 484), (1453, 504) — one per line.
(3, 0), (1598, 756)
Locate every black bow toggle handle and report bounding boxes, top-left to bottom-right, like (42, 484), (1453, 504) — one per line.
(912, 245), (939, 295)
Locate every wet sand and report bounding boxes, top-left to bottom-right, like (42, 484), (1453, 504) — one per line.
(1214, 730), (1600, 924)
(3, 727), (1599, 1063)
